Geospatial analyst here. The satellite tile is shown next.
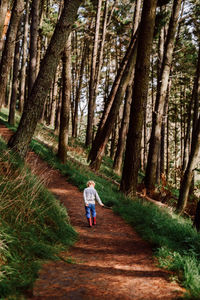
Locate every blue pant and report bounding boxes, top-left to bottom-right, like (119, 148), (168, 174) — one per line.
(85, 204), (96, 218)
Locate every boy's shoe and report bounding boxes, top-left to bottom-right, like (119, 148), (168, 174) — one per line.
(87, 218), (92, 227)
(93, 217), (96, 225)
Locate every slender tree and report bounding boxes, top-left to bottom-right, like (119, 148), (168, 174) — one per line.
(86, 0), (102, 146)
(19, 0), (29, 113)
(0, 0), (8, 56)
(0, 0), (24, 108)
(177, 116), (200, 213)
(28, 0), (40, 97)
(8, 24), (21, 125)
(58, 34), (72, 163)
(120, 0), (158, 197)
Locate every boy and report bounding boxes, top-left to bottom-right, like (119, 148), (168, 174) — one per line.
(83, 180), (104, 227)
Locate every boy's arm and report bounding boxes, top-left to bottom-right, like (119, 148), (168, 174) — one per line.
(83, 189), (89, 206)
(95, 190), (104, 206)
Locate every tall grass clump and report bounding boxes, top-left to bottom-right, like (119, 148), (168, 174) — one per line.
(0, 139), (77, 298)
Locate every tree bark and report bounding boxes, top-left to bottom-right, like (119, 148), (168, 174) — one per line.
(72, 42), (87, 137)
(28, 0), (40, 97)
(19, 0), (29, 113)
(50, 67), (59, 128)
(144, 0), (182, 190)
(8, 0), (82, 157)
(120, 0), (158, 197)
(58, 34), (72, 163)
(86, 0), (102, 147)
(0, 0), (8, 56)
(8, 25), (21, 125)
(177, 116), (200, 213)
(0, 0), (24, 108)
(113, 84), (132, 175)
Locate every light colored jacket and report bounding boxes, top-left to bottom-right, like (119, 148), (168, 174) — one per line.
(83, 186), (103, 206)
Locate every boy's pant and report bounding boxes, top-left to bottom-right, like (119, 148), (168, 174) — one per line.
(85, 204), (96, 218)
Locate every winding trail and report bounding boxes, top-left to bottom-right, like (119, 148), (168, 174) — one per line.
(0, 124), (184, 299)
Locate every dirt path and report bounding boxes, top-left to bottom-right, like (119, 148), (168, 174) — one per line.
(0, 124), (185, 300)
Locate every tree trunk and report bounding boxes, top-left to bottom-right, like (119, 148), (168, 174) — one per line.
(86, 0), (102, 147)
(50, 67), (59, 128)
(0, 0), (8, 56)
(132, 0), (142, 35)
(177, 116), (200, 213)
(113, 84), (132, 175)
(28, 0), (40, 97)
(72, 43), (87, 137)
(89, 35), (138, 170)
(94, 0), (109, 101)
(19, 0), (29, 113)
(8, 0), (82, 157)
(145, 0), (182, 190)
(58, 35), (72, 163)
(120, 0), (158, 197)
(110, 120), (118, 160)
(0, 0), (24, 108)
(8, 25), (21, 125)
(54, 87), (62, 134)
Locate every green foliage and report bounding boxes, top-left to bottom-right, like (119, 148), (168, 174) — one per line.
(0, 139), (77, 298)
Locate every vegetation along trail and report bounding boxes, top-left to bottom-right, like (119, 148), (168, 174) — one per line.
(0, 124), (184, 299)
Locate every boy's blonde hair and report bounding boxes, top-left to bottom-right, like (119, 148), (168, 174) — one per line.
(87, 180), (95, 187)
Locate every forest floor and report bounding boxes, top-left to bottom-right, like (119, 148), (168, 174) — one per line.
(0, 124), (185, 300)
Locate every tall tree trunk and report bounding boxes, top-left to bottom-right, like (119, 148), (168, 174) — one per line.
(177, 116), (200, 213)
(8, 0), (82, 157)
(58, 34), (72, 163)
(28, 0), (40, 97)
(94, 0), (109, 101)
(113, 84), (132, 175)
(191, 44), (200, 141)
(54, 87), (62, 134)
(50, 67), (59, 128)
(120, 0), (158, 197)
(86, 0), (102, 147)
(110, 119), (118, 160)
(88, 35), (138, 170)
(160, 89), (169, 176)
(132, 0), (142, 35)
(72, 42), (87, 137)
(0, 0), (24, 108)
(8, 25), (21, 125)
(0, 0), (8, 56)
(144, 0), (182, 191)
(19, 0), (29, 113)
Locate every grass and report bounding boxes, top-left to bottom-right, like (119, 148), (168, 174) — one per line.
(1, 108), (200, 298)
(0, 138), (77, 298)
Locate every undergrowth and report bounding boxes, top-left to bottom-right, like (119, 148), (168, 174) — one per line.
(0, 139), (77, 298)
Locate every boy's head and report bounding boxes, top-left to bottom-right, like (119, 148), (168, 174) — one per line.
(87, 180), (95, 187)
